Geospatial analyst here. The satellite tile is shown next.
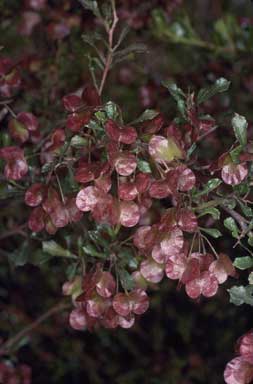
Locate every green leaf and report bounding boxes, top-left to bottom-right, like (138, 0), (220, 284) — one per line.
(29, 250), (52, 266)
(230, 145), (243, 163)
(214, 16), (235, 45)
(187, 143), (197, 159)
(152, 9), (202, 46)
(118, 269), (135, 291)
(162, 81), (185, 102)
(42, 241), (77, 259)
(197, 78), (230, 105)
(95, 111), (107, 124)
(170, 21), (186, 38)
(8, 241), (29, 267)
(104, 101), (120, 121)
(248, 235), (253, 247)
(1, 131), (11, 146)
(100, 2), (112, 20)
(162, 81), (187, 118)
(228, 285), (253, 306)
(132, 109), (160, 124)
(82, 244), (106, 259)
(114, 43), (147, 58)
(41, 161), (54, 174)
(224, 217), (239, 238)
(201, 228), (222, 238)
(198, 207), (220, 220)
(66, 263), (79, 280)
(113, 44), (147, 66)
(70, 135), (88, 148)
(118, 247), (138, 269)
(87, 120), (104, 133)
(237, 200), (253, 217)
(88, 230), (110, 250)
(78, 0), (101, 18)
(222, 199), (236, 210)
(82, 31), (102, 48)
(233, 256), (253, 270)
(232, 113), (248, 147)
(151, 9), (168, 37)
(115, 25), (129, 47)
(12, 336), (31, 352)
(177, 99), (187, 119)
(194, 178), (222, 197)
(234, 182), (250, 196)
(137, 159), (152, 173)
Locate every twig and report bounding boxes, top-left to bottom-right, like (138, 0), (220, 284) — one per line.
(220, 204), (252, 249)
(235, 240), (253, 257)
(98, 0), (118, 96)
(221, 205), (249, 231)
(0, 302), (70, 355)
(188, 231), (197, 257)
(197, 125), (218, 142)
(55, 171), (66, 204)
(3, 103), (17, 118)
(0, 224), (27, 240)
(200, 232), (219, 258)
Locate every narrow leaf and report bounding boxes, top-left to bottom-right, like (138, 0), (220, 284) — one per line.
(194, 178), (222, 197)
(224, 217), (239, 238)
(118, 269), (135, 291)
(201, 228), (222, 238)
(198, 207), (220, 220)
(132, 109), (160, 124)
(42, 241), (77, 259)
(162, 81), (185, 102)
(197, 78), (230, 105)
(83, 244), (106, 259)
(232, 113), (248, 147)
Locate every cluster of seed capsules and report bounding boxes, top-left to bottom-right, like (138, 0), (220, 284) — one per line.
(63, 267), (149, 330)
(0, 84), (247, 332)
(63, 207), (235, 331)
(224, 330), (253, 384)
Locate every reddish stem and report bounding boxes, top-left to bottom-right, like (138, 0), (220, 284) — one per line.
(0, 224), (27, 240)
(0, 302), (69, 355)
(99, 0), (118, 96)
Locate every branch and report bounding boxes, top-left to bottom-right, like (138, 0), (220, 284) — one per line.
(0, 224), (27, 240)
(221, 205), (248, 232)
(98, 0), (118, 96)
(0, 302), (70, 355)
(199, 194), (250, 232)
